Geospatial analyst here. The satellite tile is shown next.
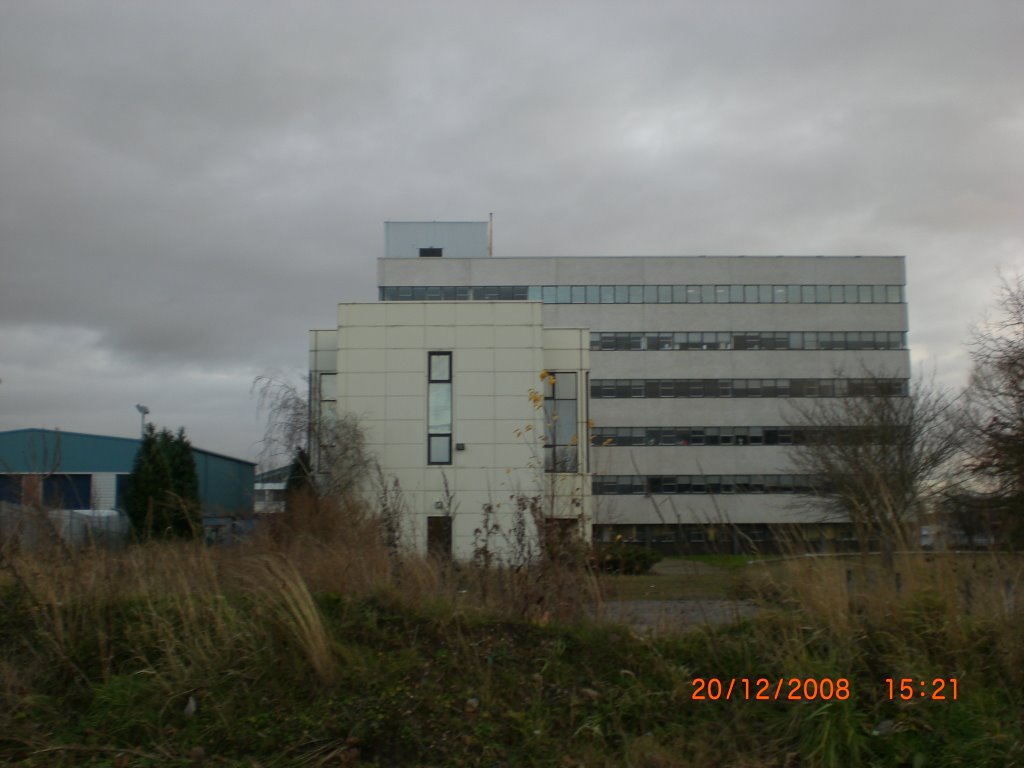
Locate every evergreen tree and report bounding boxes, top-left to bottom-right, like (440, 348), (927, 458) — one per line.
(162, 427), (201, 536)
(125, 423), (201, 538)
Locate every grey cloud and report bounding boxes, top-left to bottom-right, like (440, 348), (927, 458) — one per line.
(2, 0), (1023, 459)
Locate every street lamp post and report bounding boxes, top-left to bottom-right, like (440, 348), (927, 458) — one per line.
(135, 404), (150, 437)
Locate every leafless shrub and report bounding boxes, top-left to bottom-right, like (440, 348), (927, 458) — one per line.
(964, 273), (1024, 547)
(789, 373), (959, 558)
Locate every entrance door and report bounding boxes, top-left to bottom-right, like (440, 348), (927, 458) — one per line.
(427, 515), (452, 560)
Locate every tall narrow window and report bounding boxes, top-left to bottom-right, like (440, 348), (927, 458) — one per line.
(544, 372), (579, 472)
(428, 352), (452, 465)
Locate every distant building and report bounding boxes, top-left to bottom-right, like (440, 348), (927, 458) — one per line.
(255, 465), (290, 514)
(311, 221), (910, 555)
(0, 428), (255, 518)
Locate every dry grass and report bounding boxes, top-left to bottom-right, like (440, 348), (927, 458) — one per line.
(2, 500), (1023, 766)
(0, 492), (603, 697)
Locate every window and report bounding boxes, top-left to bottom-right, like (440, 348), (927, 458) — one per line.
(544, 372), (579, 472)
(427, 352), (452, 465)
(419, 247), (442, 258)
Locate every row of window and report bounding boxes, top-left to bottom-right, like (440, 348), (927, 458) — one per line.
(590, 425), (864, 447)
(593, 474), (820, 495)
(590, 378), (908, 399)
(590, 331), (905, 352)
(379, 283), (905, 304)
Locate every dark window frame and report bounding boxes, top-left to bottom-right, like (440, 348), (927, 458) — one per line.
(427, 352), (453, 465)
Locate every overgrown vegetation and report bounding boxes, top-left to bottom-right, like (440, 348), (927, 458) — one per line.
(964, 273), (1024, 547)
(595, 538), (663, 574)
(1, 497), (1021, 766)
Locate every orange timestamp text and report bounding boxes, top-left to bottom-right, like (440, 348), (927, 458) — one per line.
(690, 677), (850, 701)
(885, 677), (958, 700)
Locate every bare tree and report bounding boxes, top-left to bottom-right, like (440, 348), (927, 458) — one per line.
(964, 273), (1024, 546)
(252, 372), (372, 500)
(789, 375), (959, 556)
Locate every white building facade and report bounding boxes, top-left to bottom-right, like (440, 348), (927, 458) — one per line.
(311, 297), (591, 560)
(313, 221), (910, 555)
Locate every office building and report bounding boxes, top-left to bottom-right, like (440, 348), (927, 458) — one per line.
(312, 221), (909, 555)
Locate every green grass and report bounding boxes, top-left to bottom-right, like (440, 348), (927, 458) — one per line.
(602, 563), (740, 600)
(679, 553), (771, 569)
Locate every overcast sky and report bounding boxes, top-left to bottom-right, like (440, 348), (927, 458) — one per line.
(2, 1), (1022, 466)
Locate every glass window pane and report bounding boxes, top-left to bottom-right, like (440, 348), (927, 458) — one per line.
(816, 285), (830, 303)
(644, 285), (658, 303)
(319, 401), (336, 428)
(601, 285), (615, 303)
(320, 374), (337, 399)
(745, 285), (758, 303)
(673, 285), (687, 303)
(701, 285), (715, 303)
(615, 285), (629, 303)
(858, 285), (872, 303)
(542, 286), (556, 303)
(788, 285), (801, 303)
(658, 285), (673, 303)
(429, 354), (450, 381)
(629, 285), (644, 303)
(586, 285), (600, 303)
(830, 285), (844, 303)
(716, 285), (729, 303)
(553, 401), (577, 444)
(556, 285), (571, 303)
(773, 285), (788, 303)
(553, 372), (577, 399)
(687, 285), (702, 303)
(730, 284), (743, 302)
(801, 285), (815, 303)
(887, 285), (902, 303)
(873, 285), (886, 303)
(428, 383), (452, 431)
(429, 435), (451, 464)
(758, 285), (772, 303)
(844, 285), (858, 303)
(527, 286), (542, 301)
